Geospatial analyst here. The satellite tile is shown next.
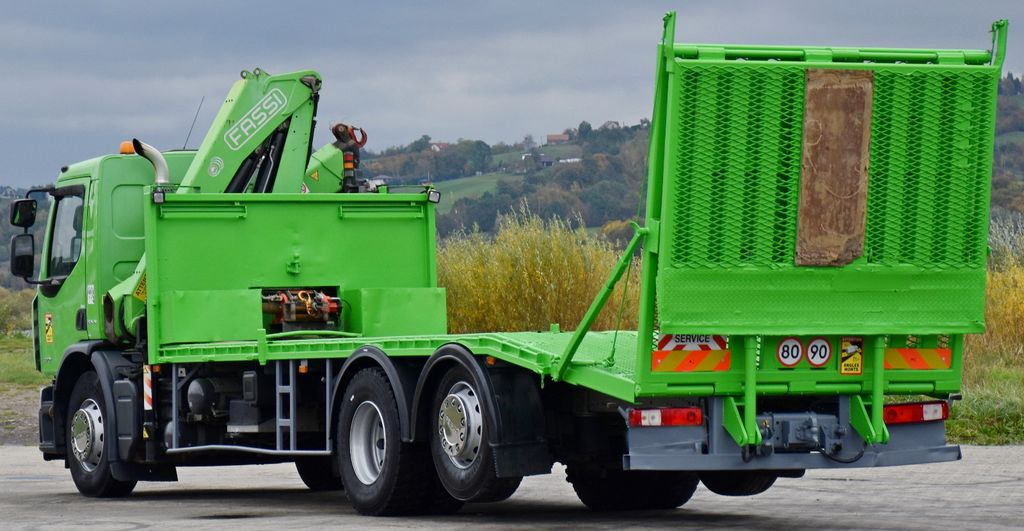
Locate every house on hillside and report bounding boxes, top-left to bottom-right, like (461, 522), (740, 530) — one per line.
(557, 157), (581, 164)
(521, 152), (555, 168)
(546, 133), (570, 145)
(429, 142), (450, 152)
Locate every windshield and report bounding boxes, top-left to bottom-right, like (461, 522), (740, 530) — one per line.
(48, 194), (84, 277)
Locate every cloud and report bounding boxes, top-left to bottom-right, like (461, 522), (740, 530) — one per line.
(0, 1), (1020, 186)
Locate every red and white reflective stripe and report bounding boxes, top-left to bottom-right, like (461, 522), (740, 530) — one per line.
(143, 365), (153, 411)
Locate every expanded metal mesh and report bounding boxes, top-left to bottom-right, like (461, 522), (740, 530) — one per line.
(666, 63), (995, 271)
(865, 70), (995, 269)
(668, 64), (804, 269)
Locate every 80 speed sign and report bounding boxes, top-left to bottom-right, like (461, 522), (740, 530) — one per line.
(776, 337), (803, 367)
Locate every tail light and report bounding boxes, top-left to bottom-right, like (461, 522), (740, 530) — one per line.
(882, 401), (949, 425)
(628, 407), (703, 427)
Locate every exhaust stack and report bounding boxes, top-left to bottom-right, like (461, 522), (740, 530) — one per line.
(132, 138), (169, 185)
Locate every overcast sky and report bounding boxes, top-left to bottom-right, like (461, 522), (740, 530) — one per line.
(1, 1), (1020, 187)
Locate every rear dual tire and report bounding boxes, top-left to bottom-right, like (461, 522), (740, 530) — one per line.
(295, 456), (344, 491)
(567, 466), (699, 511)
(429, 366), (522, 503)
(337, 368), (462, 515)
(699, 471), (777, 496)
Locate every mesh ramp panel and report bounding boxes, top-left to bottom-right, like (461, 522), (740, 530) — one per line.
(656, 57), (998, 335)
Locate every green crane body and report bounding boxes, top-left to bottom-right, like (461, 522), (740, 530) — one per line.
(6, 12), (1009, 514)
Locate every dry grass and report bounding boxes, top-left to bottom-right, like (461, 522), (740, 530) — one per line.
(439, 207), (640, 334)
(952, 218), (1024, 443)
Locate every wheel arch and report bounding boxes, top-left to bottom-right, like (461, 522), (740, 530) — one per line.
(410, 343), (502, 445)
(52, 341), (107, 458)
(412, 343), (553, 478)
(330, 345), (421, 443)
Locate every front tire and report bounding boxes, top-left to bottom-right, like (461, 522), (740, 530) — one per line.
(567, 466), (699, 511)
(66, 372), (137, 498)
(429, 365), (522, 502)
(337, 367), (460, 515)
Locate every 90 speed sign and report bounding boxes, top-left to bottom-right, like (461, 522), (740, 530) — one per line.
(806, 337), (832, 367)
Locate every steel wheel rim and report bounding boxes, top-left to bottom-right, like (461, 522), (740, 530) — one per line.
(349, 401), (386, 485)
(70, 398), (104, 472)
(437, 381), (483, 469)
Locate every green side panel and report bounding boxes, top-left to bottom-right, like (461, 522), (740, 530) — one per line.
(655, 52), (1001, 335)
(344, 287), (447, 336)
(160, 289), (262, 343)
(144, 192), (438, 360)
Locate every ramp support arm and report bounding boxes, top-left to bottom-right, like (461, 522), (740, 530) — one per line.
(551, 227), (647, 382)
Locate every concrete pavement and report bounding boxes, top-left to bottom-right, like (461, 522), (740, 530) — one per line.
(0, 445), (1022, 530)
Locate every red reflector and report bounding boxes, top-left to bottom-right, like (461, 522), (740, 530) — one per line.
(882, 401), (948, 425)
(628, 407), (703, 427)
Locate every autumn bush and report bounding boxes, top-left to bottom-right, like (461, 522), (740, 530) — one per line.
(438, 207), (640, 334)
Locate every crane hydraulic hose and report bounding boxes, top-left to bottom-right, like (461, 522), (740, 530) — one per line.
(132, 138), (169, 185)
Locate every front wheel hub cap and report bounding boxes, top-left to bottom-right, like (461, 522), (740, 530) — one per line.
(70, 399), (104, 472)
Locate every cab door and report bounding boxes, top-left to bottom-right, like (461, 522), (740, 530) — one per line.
(36, 182), (89, 375)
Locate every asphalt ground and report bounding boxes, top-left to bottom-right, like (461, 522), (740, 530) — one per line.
(0, 445), (1022, 530)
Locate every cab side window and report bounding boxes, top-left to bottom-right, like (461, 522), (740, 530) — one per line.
(48, 195), (84, 277)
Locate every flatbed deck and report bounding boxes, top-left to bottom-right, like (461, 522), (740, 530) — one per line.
(158, 330), (640, 402)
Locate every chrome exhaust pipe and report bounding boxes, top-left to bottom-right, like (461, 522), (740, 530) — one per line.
(132, 138), (169, 185)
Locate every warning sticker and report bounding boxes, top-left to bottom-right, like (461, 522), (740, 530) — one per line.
(133, 272), (147, 302)
(840, 337), (864, 375)
(44, 313), (54, 344)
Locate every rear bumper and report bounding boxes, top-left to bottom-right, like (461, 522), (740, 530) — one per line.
(625, 435), (961, 471)
(624, 397), (960, 471)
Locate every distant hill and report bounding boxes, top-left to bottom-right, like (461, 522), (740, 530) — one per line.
(0, 185), (22, 199)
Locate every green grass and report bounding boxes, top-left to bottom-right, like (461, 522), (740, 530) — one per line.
(0, 335), (46, 387)
(948, 379), (1024, 445)
(432, 172), (524, 214)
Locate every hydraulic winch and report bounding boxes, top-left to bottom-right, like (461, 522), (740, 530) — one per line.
(261, 289), (341, 333)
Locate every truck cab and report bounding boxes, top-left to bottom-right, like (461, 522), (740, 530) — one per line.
(13, 152), (195, 375)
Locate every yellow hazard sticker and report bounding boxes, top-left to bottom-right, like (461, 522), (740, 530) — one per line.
(133, 272), (147, 302)
(310, 169), (320, 182)
(840, 337), (864, 375)
(44, 313), (54, 344)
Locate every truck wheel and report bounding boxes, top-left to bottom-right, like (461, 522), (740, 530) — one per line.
(429, 366), (522, 502)
(566, 467), (699, 511)
(338, 367), (452, 515)
(295, 456), (343, 491)
(698, 471), (777, 496)
(66, 372), (137, 497)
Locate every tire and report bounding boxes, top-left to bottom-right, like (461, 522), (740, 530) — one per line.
(699, 471), (777, 496)
(295, 456), (344, 491)
(566, 466), (699, 511)
(429, 365), (522, 503)
(337, 367), (460, 515)
(66, 371), (137, 498)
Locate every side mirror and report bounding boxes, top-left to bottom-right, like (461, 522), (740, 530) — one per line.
(10, 199), (37, 228)
(10, 233), (34, 278)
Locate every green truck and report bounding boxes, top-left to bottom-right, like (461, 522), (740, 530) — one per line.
(6, 13), (1008, 515)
